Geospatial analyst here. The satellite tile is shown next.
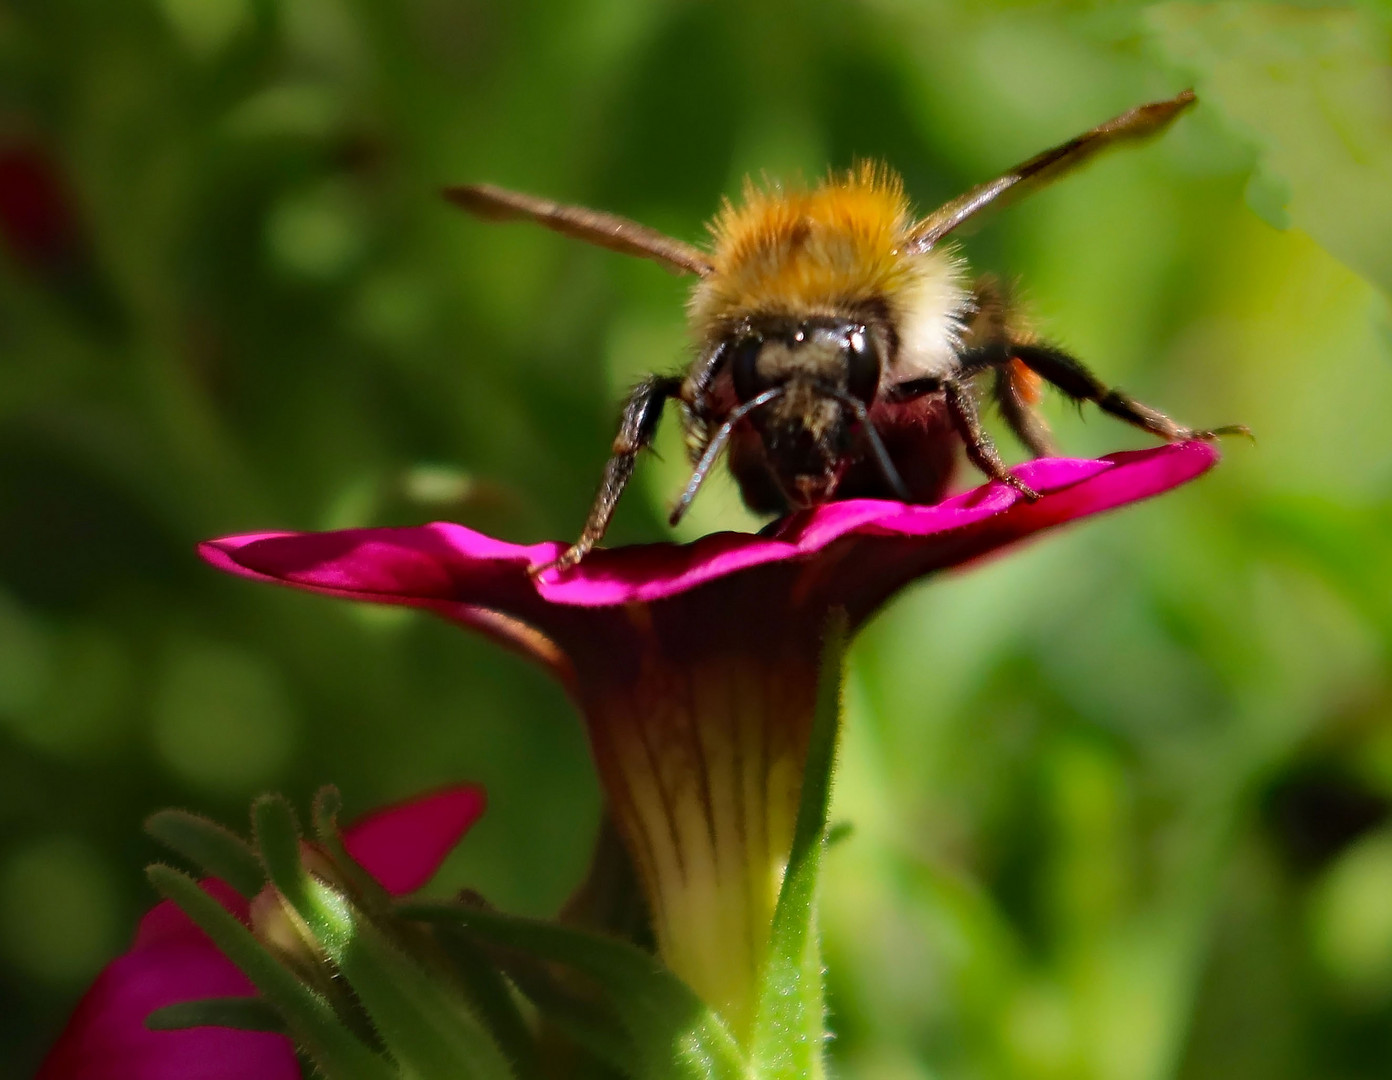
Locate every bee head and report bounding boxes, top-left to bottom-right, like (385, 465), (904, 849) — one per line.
(728, 318), (882, 507)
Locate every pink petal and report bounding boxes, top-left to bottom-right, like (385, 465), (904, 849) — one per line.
(38, 882), (298, 1080)
(201, 443), (1217, 613)
(547, 444), (1216, 604)
(343, 785), (487, 896)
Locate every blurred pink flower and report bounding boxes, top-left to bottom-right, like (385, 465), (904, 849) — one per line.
(38, 786), (486, 1080)
(198, 443), (1217, 1036)
(0, 141), (88, 276)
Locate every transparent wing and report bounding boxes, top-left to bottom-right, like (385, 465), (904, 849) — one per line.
(444, 184), (713, 276)
(904, 90), (1197, 253)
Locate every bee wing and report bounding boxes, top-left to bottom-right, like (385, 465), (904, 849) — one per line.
(444, 184), (714, 276)
(904, 90), (1196, 253)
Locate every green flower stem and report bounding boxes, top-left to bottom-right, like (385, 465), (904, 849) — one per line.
(751, 610), (847, 1080)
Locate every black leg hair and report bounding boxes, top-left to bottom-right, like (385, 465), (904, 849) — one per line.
(683, 341), (728, 416)
(1010, 343), (1249, 443)
(679, 340), (730, 452)
(944, 381), (1042, 500)
(883, 345), (1011, 405)
(537, 374), (684, 574)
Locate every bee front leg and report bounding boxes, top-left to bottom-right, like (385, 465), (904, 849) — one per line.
(944, 380), (1042, 500)
(537, 374), (684, 575)
(1011, 343), (1249, 443)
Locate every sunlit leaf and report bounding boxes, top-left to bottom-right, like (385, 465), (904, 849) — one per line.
(1148, 2), (1392, 295)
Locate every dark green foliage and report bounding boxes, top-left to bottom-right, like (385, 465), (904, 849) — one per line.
(6, 2), (1392, 1077)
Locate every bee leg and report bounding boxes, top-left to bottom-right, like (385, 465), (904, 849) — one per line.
(536, 374), (684, 575)
(961, 278), (1057, 457)
(944, 380), (1042, 500)
(993, 363), (1058, 458)
(1012, 343), (1250, 443)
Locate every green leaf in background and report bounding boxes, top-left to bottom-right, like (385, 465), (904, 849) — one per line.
(12, 3), (1392, 1076)
(749, 611), (848, 1080)
(1147, 2), (1392, 296)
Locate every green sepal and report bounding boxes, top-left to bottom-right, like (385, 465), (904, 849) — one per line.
(145, 809), (265, 898)
(146, 864), (396, 1080)
(435, 921), (633, 1074)
(146, 996), (286, 1033)
(401, 900), (747, 1080)
(312, 786), (538, 1074)
(311, 785), (393, 912)
(750, 609), (848, 1080)
(252, 795), (516, 1080)
(432, 926), (544, 1080)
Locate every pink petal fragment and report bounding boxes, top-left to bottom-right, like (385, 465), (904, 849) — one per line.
(199, 526), (551, 603)
(200, 444), (1217, 612)
(38, 882), (298, 1080)
(344, 785), (487, 896)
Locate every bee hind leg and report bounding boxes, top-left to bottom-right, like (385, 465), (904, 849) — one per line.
(993, 361), (1058, 458)
(534, 374), (684, 576)
(1011, 343), (1250, 443)
(962, 276), (1057, 457)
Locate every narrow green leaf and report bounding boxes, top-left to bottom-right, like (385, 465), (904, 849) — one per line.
(253, 796), (516, 1080)
(401, 901), (746, 1080)
(145, 809), (265, 898)
(146, 865), (395, 1080)
(147, 996), (286, 1033)
(750, 609), (849, 1080)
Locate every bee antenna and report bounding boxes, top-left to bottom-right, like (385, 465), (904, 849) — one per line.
(824, 389), (912, 502)
(670, 387), (785, 527)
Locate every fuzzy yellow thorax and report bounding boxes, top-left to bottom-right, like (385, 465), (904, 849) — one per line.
(689, 162), (921, 331)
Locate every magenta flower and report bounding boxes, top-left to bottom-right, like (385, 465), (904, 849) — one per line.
(38, 785), (486, 1080)
(198, 443), (1217, 1039)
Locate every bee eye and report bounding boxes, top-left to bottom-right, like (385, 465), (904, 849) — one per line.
(731, 336), (764, 402)
(845, 327), (880, 403)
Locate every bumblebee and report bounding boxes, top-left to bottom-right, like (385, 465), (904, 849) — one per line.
(446, 90), (1244, 572)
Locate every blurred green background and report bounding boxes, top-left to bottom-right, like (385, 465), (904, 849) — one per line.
(3, 0), (1391, 1075)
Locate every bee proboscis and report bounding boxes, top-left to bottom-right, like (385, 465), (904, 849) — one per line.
(446, 90), (1246, 573)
